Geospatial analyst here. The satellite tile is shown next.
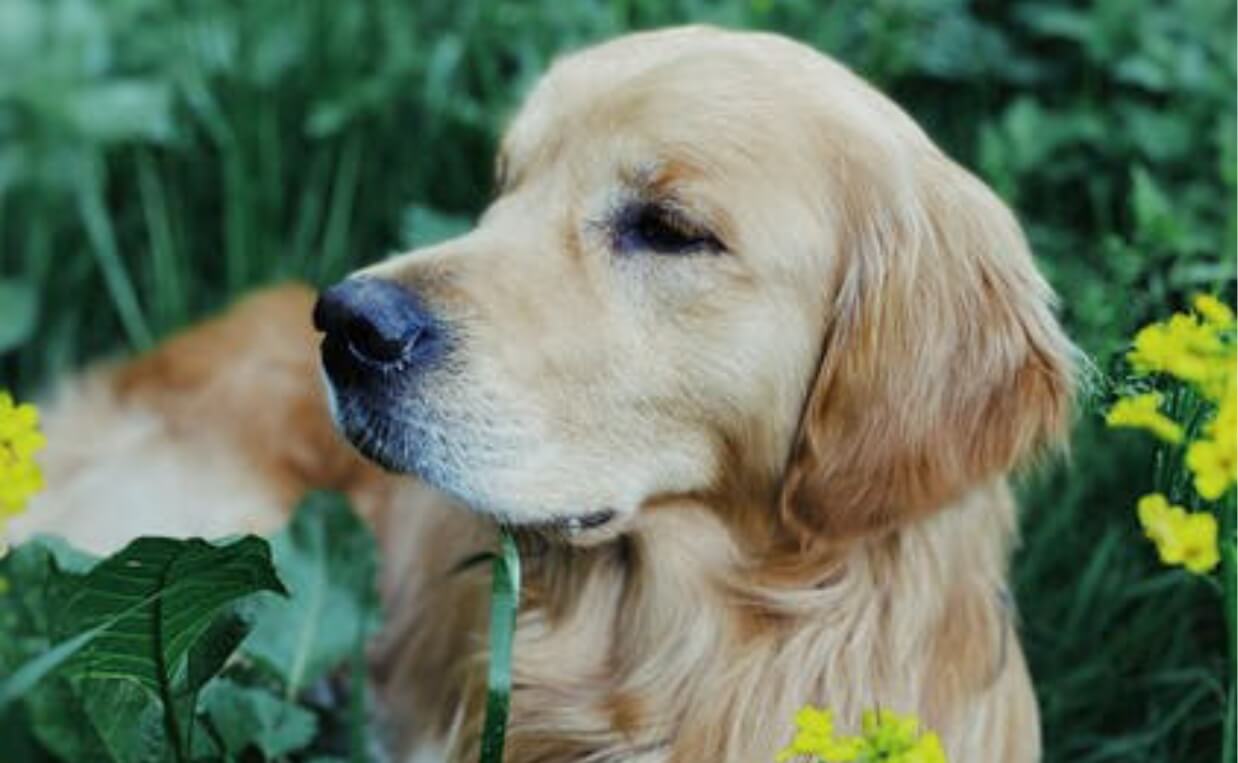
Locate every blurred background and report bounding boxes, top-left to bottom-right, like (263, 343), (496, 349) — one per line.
(0, 0), (1233, 760)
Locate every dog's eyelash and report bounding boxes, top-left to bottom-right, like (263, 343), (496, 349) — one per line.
(612, 202), (724, 256)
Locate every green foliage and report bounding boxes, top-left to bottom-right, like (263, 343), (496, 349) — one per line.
(242, 491), (381, 701)
(0, 535), (285, 761)
(0, 492), (380, 762)
(0, 1), (1233, 761)
(0, 278), (36, 354)
(198, 679), (318, 759)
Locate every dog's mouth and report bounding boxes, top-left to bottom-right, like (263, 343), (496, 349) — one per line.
(507, 508), (622, 545)
(321, 361), (623, 538)
(521, 509), (617, 533)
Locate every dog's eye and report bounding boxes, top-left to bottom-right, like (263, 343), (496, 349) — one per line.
(615, 203), (723, 255)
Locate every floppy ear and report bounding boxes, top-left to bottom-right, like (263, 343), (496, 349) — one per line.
(779, 153), (1076, 541)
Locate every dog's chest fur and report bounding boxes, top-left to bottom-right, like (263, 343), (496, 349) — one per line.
(375, 491), (1037, 763)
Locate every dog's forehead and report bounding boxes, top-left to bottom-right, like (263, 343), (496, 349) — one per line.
(499, 27), (912, 189)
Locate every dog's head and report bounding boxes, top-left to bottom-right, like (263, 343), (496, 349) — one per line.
(315, 27), (1075, 543)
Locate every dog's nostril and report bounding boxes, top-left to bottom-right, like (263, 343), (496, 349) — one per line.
(313, 277), (432, 366)
(343, 313), (421, 364)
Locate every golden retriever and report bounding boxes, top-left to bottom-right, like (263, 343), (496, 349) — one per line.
(13, 26), (1076, 762)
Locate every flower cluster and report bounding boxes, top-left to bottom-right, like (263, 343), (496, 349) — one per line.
(1105, 392), (1183, 444)
(1186, 382), (1236, 500)
(1129, 298), (1232, 400)
(0, 391), (45, 537)
(1137, 494), (1219, 574)
(1106, 294), (1235, 574)
(777, 706), (946, 763)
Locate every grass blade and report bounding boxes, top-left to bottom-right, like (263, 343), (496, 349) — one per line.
(77, 175), (154, 351)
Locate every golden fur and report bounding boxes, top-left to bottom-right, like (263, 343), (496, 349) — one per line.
(13, 26), (1076, 762)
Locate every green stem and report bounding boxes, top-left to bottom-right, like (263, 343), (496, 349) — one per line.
(78, 171), (154, 351)
(137, 151), (186, 332)
(479, 530), (520, 763)
(317, 135), (363, 284)
(1222, 500), (1236, 670)
(1223, 500), (1236, 763)
(153, 564), (188, 763)
(223, 149), (252, 293)
(289, 151), (331, 278)
(1224, 682), (1236, 763)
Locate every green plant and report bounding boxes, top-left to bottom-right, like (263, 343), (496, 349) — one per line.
(0, 492), (381, 762)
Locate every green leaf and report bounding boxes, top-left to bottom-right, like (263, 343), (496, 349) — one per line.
(0, 535), (285, 761)
(0, 540), (102, 713)
(0, 700), (52, 762)
(58, 536), (286, 693)
(0, 542), (163, 762)
(64, 80), (175, 145)
(400, 204), (472, 250)
(0, 622), (108, 713)
(185, 611), (251, 696)
(199, 678), (318, 758)
(0, 278), (37, 354)
(1130, 165), (1188, 252)
(242, 491), (381, 699)
(24, 533), (100, 575)
(25, 676), (170, 763)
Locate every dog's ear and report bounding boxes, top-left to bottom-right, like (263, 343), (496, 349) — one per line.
(778, 153), (1076, 542)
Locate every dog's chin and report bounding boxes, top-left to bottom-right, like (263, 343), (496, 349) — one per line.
(342, 423), (411, 474)
(323, 378), (625, 542)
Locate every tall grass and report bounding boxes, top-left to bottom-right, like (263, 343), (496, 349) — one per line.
(1, 0), (1234, 760)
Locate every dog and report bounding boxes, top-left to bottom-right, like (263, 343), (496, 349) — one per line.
(13, 26), (1077, 762)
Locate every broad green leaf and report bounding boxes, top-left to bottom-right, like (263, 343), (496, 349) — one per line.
(199, 678), (318, 758)
(58, 536), (286, 694)
(25, 676), (168, 763)
(0, 541), (165, 762)
(0, 623), (107, 712)
(0, 539), (100, 712)
(243, 491), (381, 698)
(0, 535), (285, 761)
(24, 533), (100, 575)
(185, 611), (251, 696)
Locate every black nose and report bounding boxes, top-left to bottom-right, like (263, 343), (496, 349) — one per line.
(313, 278), (436, 366)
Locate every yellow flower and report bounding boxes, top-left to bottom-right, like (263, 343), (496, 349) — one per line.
(1136, 494), (1220, 574)
(1184, 381), (1236, 500)
(777, 706), (861, 762)
(0, 391), (45, 529)
(779, 707), (947, 763)
(856, 710), (947, 763)
(1128, 312), (1229, 396)
(1186, 437), (1235, 500)
(1105, 392), (1184, 443)
(1193, 294), (1236, 328)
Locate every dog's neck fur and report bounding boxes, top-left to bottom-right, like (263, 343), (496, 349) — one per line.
(434, 481), (1028, 762)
